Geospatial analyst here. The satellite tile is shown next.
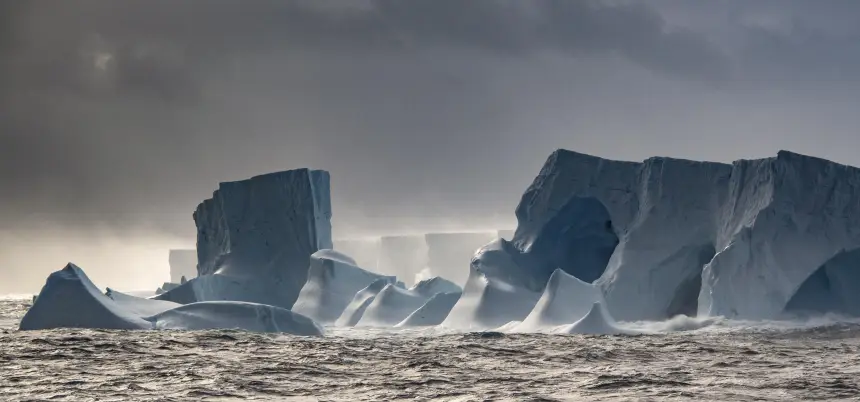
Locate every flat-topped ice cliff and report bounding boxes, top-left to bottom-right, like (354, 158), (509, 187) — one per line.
(158, 168), (332, 310)
(471, 149), (860, 321)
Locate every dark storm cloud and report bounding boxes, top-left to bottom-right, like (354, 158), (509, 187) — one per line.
(0, 0), (732, 237)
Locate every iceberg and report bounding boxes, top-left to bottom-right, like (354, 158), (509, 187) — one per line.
(168, 249), (198, 283)
(442, 259), (541, 330)
(514, 269), (605, 332)
(106, 288), (181, 317)
(409, 276), (461, 297)
(424, 232), (498, 286)
(395, 291), (461, 327)
(158, 168), (332, 310)
(335, 278), (394, 327)
(20, 263), (152, 330)
(292, 249), (396, 323)
(491, 149), (860, 321)
(146, 301), (324, 335)
(355, 284), (431, 327)
(21, 263), (324, 335)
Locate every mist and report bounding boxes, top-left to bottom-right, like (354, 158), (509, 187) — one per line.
(3, 0), (860, 293)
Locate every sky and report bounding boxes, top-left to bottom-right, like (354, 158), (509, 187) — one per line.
(3, 0), (860, 292)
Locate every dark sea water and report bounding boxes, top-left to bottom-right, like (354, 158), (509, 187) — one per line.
(2, 297), (860, 401)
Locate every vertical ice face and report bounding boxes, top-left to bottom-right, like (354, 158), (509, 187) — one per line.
(168, 249), (197, 283)
(473, 149), (860, 322)
(191, 168), (333, 309)
(700, 152), (860, 319)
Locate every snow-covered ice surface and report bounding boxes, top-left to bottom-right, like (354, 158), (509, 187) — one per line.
(147, 301), (323, 336)
(514, 269), (605, 332)
(4, 296), (860, 401)
(292, 250), (395, 324)
(335, 278), (395, 327)
(355, 284), (431, 327)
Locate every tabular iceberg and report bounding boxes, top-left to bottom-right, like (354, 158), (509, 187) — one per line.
(157, 168), (332, 310)
(479, 149), (860, 322)
(292, 249), (396, 324)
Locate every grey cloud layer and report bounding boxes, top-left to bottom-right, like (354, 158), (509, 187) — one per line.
(2, 0), (860, 238)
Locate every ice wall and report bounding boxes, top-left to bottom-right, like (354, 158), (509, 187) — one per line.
(501, 149), (860, 321)
(168, 249), (197, 283)
(191, 168), (332, 309)
(701, 152), (860, 318)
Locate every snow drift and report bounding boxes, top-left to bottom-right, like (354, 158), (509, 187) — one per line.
(292, 249), (396, 323)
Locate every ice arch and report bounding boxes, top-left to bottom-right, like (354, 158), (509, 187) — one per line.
(784, 248), (860, 316)
(514, 196), (618, 284)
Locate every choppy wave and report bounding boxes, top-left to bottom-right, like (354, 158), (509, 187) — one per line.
(2, 297), (860, 401)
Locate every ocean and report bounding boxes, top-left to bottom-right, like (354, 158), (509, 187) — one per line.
(2, 297), (859, 401)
